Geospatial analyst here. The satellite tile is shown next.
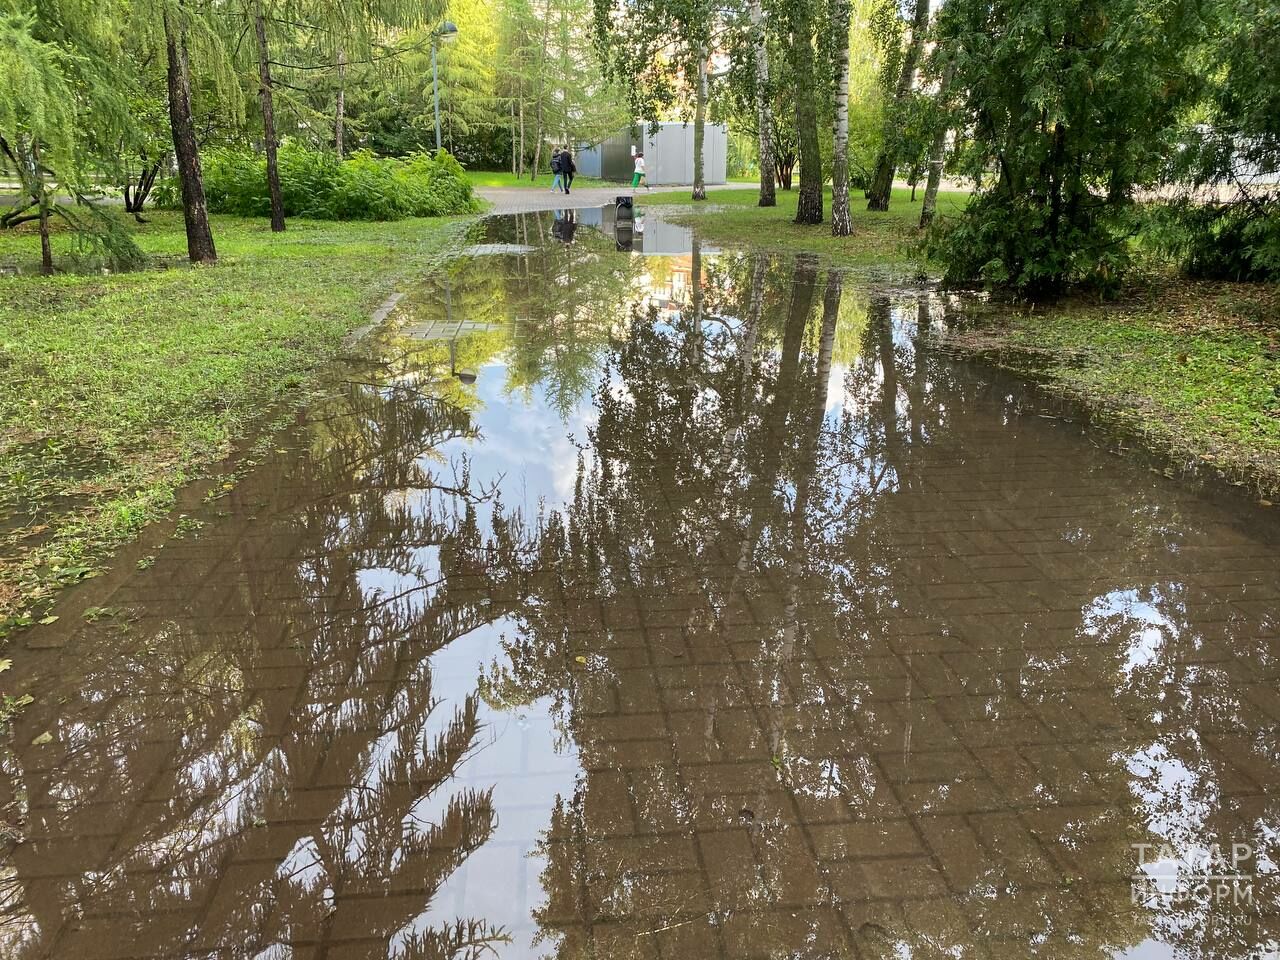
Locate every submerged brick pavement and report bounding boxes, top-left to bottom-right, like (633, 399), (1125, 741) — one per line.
(1, 216), (1278, 959)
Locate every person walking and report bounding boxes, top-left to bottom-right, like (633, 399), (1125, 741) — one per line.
(631, 152), (651, 192)
(550, 147), (565, 193)
(562, 148), (577, 195)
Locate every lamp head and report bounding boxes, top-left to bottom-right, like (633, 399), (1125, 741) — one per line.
(439, 20), (459, 42)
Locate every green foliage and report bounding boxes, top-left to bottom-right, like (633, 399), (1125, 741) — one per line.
(591, 0), (715, 128)
(1156, 0), (1280, 281)
(1143, 200), (1280, 283)
(336, 0), (627, 173)
(935, 0), (1201, 297)
(0, 209), (472, 637)
(155, 145), (479, 220)
(0, 8), (76, 162)
(931, 191), (1129, 296)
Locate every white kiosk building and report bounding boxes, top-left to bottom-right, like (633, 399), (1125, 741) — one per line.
(575, 122), (728, 186)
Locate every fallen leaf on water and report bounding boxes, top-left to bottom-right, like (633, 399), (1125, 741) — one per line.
(30, 732), (52, 746)
(38, 615), (58, 625)
(574, 656), (588, 664)
(1261, 500), (1273, 507)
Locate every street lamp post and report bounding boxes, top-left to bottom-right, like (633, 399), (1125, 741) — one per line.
(432, 20), (459, 152)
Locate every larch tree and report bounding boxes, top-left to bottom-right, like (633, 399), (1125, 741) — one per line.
(153, 0), (240, 263)
(232, 0), (442, 233)
(0, 1), (139, 274)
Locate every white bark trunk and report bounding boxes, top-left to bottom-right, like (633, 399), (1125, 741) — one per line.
(750, 0), (776, 207)
(830, 0), (852, 236)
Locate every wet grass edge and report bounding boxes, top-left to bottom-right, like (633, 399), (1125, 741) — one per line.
(927, 290), (1280, 502)
(0, 211), (477, 665)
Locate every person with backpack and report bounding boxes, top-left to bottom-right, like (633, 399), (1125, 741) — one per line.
(561, 148), (577, 195)
(549, 147), (565, 193)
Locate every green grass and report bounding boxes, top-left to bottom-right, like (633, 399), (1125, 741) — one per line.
(0, 210), (472, 634)
(647, 185), (970, 268)
(935, 281), (1280, 497)
(464, 168), (608, 189)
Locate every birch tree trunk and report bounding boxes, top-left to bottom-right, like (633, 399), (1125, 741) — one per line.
(830, 0), (853, 236)
(749, 0), (776, 207)
(335, 47), (346, 159)
(254, 4), (286, 232)
(789, 1), (823, 224)
(867, 0), (930, 211)
(692, 52), (708, 200)
(919, 63), (955, 229)
(164, 7), (217, 263)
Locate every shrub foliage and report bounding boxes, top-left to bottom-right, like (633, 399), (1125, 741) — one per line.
(155, 145), (479, 220)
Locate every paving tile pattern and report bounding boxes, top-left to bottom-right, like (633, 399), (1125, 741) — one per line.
(1, 221), (1278, 960)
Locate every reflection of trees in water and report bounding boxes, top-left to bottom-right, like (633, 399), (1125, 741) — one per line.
(0, 369), (536, 959)
(2, 241), (1278, 959)
(486, 255), (1280, 957)
(393, 211), (650, 422)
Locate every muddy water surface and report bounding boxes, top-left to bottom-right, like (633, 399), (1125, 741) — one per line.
(2, 208), (1279, 959)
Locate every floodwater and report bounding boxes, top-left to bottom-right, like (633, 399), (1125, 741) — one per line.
(2, 207), (1279, 960)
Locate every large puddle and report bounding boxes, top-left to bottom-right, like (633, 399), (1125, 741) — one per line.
(2, 208), (1279, 959)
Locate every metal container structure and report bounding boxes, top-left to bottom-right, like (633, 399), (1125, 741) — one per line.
(576, 122), (728, 185)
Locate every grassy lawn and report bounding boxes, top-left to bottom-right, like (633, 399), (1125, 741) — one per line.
(0, 210), (472, 639)
(647, 185), (970, 269)
(933, 280), (1280, 498)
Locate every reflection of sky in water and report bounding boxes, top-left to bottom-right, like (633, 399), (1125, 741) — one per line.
(339, 271), (1280, 958)
(1089, 580), (1275, 960)
(351, 368), (596, 958)
(443, 361), (599, 514)
(1082, 588), (1181, 678)
(408, 617), (581, 959)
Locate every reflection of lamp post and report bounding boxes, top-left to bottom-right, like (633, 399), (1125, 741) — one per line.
(432, 21), (459, 152)
(443, 279), (477, 384)
(448, 340), (477, 385)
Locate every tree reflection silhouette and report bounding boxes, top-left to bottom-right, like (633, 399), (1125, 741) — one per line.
(2, 221), (1278, 960)
(0, 365), (528, 959)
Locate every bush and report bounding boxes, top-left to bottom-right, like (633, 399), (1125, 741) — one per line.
(153, 145), (479, 221)
(1142, 200), (1280, 282)
(929, 191), (1129, 299)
